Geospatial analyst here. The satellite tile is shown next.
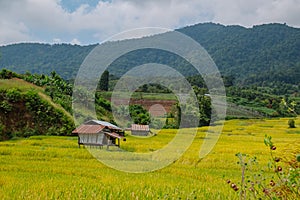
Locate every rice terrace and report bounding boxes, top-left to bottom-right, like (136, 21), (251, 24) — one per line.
(0, 7), (300, 200)
(0, 118), (299, 199)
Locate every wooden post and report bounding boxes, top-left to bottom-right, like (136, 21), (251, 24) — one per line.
(78, 135), (80, 148)
(107, 141), (109, 150)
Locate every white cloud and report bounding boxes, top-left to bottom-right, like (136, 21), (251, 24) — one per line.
(0, 20), (30, 44)
(70, 38), (81, 45)
(207, 0), (300, 27)
(0, 0), (299, 45)
(52, 38), (62, 43)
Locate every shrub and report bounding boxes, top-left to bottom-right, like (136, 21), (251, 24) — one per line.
(0, 123), (5, 139)
(288, 119), (296, 128)
(0, 123), (12, 141)
(6, 88), (22, 102)
(0, 100), (12, 113)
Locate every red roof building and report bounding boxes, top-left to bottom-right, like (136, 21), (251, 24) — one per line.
(130, 124), (150, 136)
(72, 120), (124, 148)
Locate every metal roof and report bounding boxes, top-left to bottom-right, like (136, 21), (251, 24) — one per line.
(72, 124), (104, 134)
(131, 124), (150, 131)
(73, 120), (123, 135)
(87, 120), (122, 130)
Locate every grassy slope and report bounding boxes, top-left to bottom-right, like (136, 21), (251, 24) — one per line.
(0, 117), (299, 199)
(0, 78), (74, 137)
(0, 78), (44, 91)
(0, 78), (72, 119)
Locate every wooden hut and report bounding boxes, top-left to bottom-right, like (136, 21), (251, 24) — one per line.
(131, 124), (150, 136)
(72, 120), (124, 148)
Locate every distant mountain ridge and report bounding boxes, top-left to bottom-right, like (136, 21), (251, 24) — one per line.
(179, 23), (300, 85)
(0, 23), (299, 85)
(0, 43), (96, 79)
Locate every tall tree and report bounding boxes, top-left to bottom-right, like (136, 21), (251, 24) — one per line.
(99, 70), (109, 91)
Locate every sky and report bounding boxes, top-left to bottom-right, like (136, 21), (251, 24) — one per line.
(0, 0), (299, 46)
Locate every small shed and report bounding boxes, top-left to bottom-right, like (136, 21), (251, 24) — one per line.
(72, 120), (124, 148)
(131, 124), (150, 136)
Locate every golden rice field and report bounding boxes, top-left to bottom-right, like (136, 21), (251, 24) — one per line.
(0, 117), (299, 199)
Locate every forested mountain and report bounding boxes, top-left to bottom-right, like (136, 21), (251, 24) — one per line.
(0, 43), (96, 79)
(0, 23), (299, 86)
(179, 23), (300, 85)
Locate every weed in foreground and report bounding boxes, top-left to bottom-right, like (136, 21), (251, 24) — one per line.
(227, 135), (300, 200)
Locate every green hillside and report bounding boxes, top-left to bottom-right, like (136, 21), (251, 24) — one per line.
(0, 23), (299, 86)
(0, 69), (120, 140)
(0, 78), (74, 140)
